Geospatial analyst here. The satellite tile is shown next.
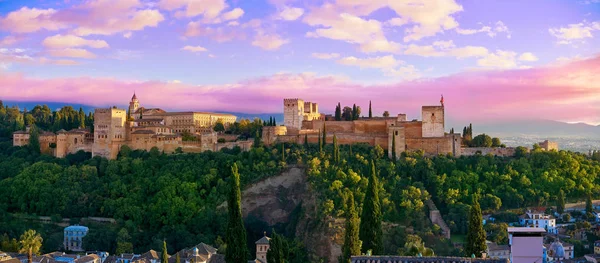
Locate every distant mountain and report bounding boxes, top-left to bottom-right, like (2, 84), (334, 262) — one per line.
(471, 119), (600, 139)
(2, 101), (96, 113)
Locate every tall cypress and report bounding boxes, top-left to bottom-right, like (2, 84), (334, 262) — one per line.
(175, 253), (180, 263)
(465, 195), (487, 257)
(281, 144), (285, 162)
(225, 164), (249, 263)
(359, 160), (383, 255)
(352, 104), (357, 120)
(318, 130), (322, 153)
(333, 134), (339, 164)
(335, 103), (342, 121)
(557, 190), (565, 214)
(267, 230), (288, 263)
(586, 193), (593, 213)
(322, 124), (327, 146)
(304, 134), (309, 148)
(254, 130), (261, 148)
(391, 133), (396, 160)
(340, 192), (361, 263)
(161, 240), (168, 263)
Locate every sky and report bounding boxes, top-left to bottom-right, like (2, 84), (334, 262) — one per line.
(0, 0), (599, 125)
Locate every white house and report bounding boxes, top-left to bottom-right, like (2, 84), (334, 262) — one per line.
(519, 210), (557, 234)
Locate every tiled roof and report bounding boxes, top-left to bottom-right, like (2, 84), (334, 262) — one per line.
(255, 236), (270, 245)
(206, 255), (225, 263)
(139, 250), (159, 260)
(0, 258), (21, 263)
(103, 256), (117, 263)
(13, 131), (28, 134)
(74, 255), (99, 263)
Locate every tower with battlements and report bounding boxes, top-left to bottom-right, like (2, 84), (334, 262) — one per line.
(283, 98), (305, 133)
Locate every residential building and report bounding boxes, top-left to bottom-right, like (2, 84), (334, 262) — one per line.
(486, 241), (509, 260)
(252, 234), (270, 263)
(63, 225), (89, 252)
(509, 227), (546, 263)
(350, 256), (508, 263)
(519, 210), (557, 234)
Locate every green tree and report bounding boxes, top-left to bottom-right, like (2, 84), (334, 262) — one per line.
(28, 125), (40, 154)
(471, 134), (492, 147)
(116, 228), (133, 255)
(335, 103), (342, 121)
(304, 134), (308, 148)
(382, 111), (389, 117)
(333, 134), (339, 164)
(391, 133), (396, 160)
(342, 106), (353, 121)
(368, 101), (372, 118)
(340, 192), (361, 263)
(318, 130), (323, 153)
(175, 252), (180, 263)
(491, 137), (501, 147)
(322, 124), (327, 146)
(586, 193), (593, 214)
(19, 230), (43, 263)
(214, 119), (225, 132)
(557, 190), (565, 214)
(397, 235), (434, 256)
(162, 240), (169, 263)
(465, 195), (487, 257)
(78, 107), (85, 128)
(254, 130), (261, 148)
(515, 146), (528, 158)
(281, 144), (285, 162)
(359, 160), (383, 255)
(266, 231), (288, 263)
(226, 164), (249, 263)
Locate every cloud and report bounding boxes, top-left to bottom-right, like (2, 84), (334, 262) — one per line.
(42, 34), (109, 49)
(0, 1), (165, 36)
(2, 55), (598, 124)
(306, 13), (384, 44)
(47, 48), (97, 59)
(278, 6), (304, 21)
(477, 50), (518, 69)
(455, 21), (511, 38)
(185, 21), (246, 42)
(549, 21), (600, 44)
(359, 40), (402, 54)
(312, 53), (340, 59)
(0, 35), (22, 47)
(519, 52), (539, 62)
(222, 8), (244, 21)
(336, 55), (401, 70)
(181, 45), (208, 52)
(252, 32), (289, 51)
(0, 48), (79, 66)
(0, 7), (68, 33)
(404, 40), (488, 58)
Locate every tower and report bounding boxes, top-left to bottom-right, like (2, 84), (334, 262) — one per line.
(129, 93), (140, 116)
(283, 98), (304, 133)
(255, 233), (270, 262)
(421, 105), (445, 138)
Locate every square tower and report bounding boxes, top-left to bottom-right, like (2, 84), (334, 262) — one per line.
(255, 235), (271, 262)
(283, 98), (304, 132)
(92, 107), (127, 159)
(421, 106), (444, 137)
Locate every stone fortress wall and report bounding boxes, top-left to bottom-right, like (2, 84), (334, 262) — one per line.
(268, 97), (462, 157)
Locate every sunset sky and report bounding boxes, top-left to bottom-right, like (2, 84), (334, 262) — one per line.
(0, 0), (599, 125)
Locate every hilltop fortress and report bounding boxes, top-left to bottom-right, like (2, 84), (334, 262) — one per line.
(264, 97), (462, 157)
(13, 94), (251, 159)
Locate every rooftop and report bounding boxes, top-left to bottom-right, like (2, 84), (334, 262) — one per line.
(64, 225), (88, 231)
(508, 227), (546, 233)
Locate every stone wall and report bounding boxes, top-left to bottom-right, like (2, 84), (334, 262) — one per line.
(426, 200), (451, 239)
(539, 140), (558, 151)
(215, 140), (253, 151)
(262, 126), (287, 146)
(461, 147), (519, 157)
(406, 137), (454, 156)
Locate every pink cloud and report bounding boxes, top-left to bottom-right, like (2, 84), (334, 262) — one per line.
(1, 55), (599, 125)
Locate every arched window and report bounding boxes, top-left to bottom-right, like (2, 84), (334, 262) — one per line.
(74, 138), (78, 144)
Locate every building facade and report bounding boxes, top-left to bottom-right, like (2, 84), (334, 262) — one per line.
(64, 225), (89, 252)
(13, 94), (249, 160)
(519, 210), (557, 234)
(508, 227), (546, 263)
(270, 97), (462, 157)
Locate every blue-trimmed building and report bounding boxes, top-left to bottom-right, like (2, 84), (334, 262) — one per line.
(64, 225), (89, 252)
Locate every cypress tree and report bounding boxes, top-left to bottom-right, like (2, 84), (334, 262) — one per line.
(359, 160), (383, 255)
(318, 130), (322, 153)
(352, 104), (357, 120)
(29, 125), (40, 154)
(266, 230), (288, 263)
(335, 103), (342, 121)
(304, 134), (309, 148)
(322, 123), (327, 146)
(340, 192), (361, 263)
(333, 134), (339, 164)
(368, 101), (372, 118)
(391, 133), (396, 160)
(465, 195), (487, 257)
(281, 144), (285, 162)
(586, 193), (593, 213)
(225, 164), (249, 263)
(349, 144), (353, 157)
(175, 253), (180, 263)
(273, 118), (276, 126)
(79, 107), (85, 128)
(254, 130), (261, 148)
(557, 190), (565, 214)
(161, 240), (168, 263)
